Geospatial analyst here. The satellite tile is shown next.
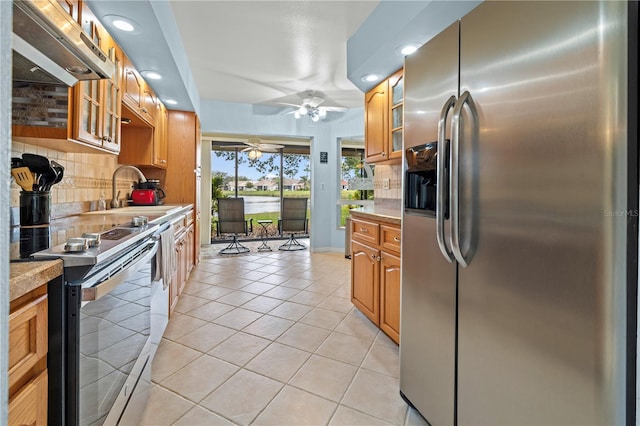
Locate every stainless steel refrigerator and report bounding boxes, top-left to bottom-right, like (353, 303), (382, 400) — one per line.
(400, 1), (637, 425)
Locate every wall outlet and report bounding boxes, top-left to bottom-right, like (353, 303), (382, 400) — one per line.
(383, 178), (390, 190)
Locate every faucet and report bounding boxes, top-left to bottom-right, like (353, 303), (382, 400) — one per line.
(111, 165), (147, 208)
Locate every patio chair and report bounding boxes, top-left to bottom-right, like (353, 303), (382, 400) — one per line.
(215, 197), (253, 254)
(278, 197), (309, 251)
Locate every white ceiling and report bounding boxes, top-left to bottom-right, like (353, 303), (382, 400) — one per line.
(169, 1), (378, 109)
(85, 1), (481, 115)
(87, 0), (379, 113)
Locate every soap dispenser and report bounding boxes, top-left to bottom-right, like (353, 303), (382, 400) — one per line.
(98, 191), (107, 211)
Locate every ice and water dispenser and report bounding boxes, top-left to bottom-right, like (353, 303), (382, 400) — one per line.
(404, 142), (445, 217)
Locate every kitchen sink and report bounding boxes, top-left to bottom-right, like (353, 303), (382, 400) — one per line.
(82, 205), (183, 215)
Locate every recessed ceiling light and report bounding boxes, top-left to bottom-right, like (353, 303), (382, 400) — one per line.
(103, 15), (141, 35)
(141, 71), (162, 80)
(396, 43), (421, 56)
(113, 20), (134, 32)
(361, 74), (381, 83)
(164, 99), (177, 105)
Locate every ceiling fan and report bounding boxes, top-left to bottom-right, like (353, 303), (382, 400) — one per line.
(225, 138), (285, 159)
(276, 92), (348, 122)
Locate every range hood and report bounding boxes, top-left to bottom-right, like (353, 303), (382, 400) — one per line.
(12, 0), (115, 86)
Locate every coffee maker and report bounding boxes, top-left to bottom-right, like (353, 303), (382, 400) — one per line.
(131, 179), (166, 205)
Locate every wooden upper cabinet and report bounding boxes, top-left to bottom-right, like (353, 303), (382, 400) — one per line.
(122, 54), (157, 127)
(388, 69), (404, 160)
(101, 36), (123, 152)
(122, 54), (143, 115)
(141, 82), (157, 126)
(364, 68), (404, 164)
(72, 10), (106, 148)
(364, 79), (389, 163)
(71, 12), (121, 153)
(153, 102), (168, 167)
(56, 0), (80, 22)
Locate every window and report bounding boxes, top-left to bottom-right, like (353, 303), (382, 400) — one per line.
(210, 139), (311, 241)
(337, 137), (373, 227)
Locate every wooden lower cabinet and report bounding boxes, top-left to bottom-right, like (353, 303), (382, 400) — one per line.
(351, 241), (380, 324)
(169, 211), (195, 317)
(380, 250), (401, 343)
(9, 370), (48, 426)
(9, 286), (49, 425)
(351, 216), (401, 344)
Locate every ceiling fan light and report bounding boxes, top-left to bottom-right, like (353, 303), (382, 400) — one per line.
(311, 114), (320, 122)
(248, 149), (262, 160)
(298, 106), (308, 115)
(294, 111), (301, 119)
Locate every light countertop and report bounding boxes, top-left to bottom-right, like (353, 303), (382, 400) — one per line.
(350, 205), (402, 226)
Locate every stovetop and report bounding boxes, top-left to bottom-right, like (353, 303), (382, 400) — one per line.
(12, 213), (164, 265)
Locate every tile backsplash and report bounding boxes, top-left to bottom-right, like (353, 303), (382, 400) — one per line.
(10, 141), (142, 225)
(373, 163), (402, 209)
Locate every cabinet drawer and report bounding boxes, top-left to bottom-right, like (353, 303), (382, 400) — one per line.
(9, 370), (47, 426)
(380, 225), (401, 254)
(9, 294), (48, 392)
(171, 214), (187, 236)
(352, 218), (380, 245)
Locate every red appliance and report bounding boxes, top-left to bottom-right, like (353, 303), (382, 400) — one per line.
(131, 188), (165, 205)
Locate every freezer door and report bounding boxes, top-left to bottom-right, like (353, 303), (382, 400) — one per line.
(400, 21), (459, 426)
(456, 1), (629, 425)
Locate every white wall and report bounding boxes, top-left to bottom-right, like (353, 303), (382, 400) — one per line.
(199, 100), (364, 252)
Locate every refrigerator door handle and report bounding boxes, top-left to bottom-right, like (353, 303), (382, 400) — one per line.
(450, 90), (477, 268)
(436, 96), (457, 262)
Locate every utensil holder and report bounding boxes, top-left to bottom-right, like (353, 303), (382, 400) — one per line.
(19, 226), (50, 258)
(20, 191), (51, 225)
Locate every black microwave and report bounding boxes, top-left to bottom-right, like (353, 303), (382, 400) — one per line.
(404, 141), (447, 217)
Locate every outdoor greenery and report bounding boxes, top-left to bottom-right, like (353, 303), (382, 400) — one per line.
(222, 190), (309, 198)
(211, 147), (369, 235)
(213, 151), (310, 180)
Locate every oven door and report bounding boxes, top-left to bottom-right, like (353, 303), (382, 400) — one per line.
(66, 240), (164, 426)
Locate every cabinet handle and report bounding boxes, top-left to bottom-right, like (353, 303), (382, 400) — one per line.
(371, 254), (376, 259)
(382, 152), (387, 157)
(360, 228), (368, 233)
(141, 107), (148, 114)
(393, 237), (401, 242)
(161, 159), (167, 163)
(377, 256), (381, 262)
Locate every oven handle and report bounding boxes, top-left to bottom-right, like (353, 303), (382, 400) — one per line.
(82, 241), (159, 302)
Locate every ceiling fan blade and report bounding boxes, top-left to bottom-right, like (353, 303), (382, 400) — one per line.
(259, 143), (285, 150)
(214, 144), (247, 149)
(320, 106), (348, 112)
(273, 101), (302, 108)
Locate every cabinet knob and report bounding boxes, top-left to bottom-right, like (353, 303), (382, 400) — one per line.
(382, 152), (387, 157)
(141, 107), (148, 113)
(377, 256), (381, 262)
(393, 237), (401, 242)
(360, 228), (368, 233)
(161, 159), (167, 163)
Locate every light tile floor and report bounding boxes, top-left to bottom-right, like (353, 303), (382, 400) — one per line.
(139, 241), (428, 426)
